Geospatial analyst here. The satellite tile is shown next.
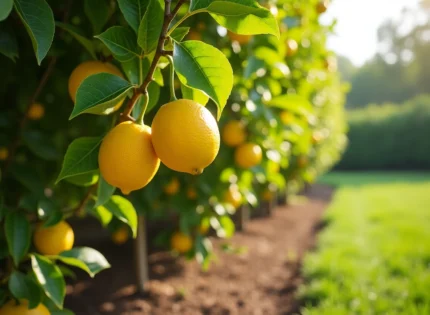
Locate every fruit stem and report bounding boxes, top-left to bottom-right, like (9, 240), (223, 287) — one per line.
(137, 93), (150, 125)
(167, 55), (178, 101)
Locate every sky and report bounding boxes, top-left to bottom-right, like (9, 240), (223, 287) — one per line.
(320, 0), (421, 66)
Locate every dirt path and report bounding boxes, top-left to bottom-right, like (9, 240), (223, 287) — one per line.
(65, 185), (333, 315)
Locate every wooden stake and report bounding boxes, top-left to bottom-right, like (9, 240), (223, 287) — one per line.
(135, 215), (149, 293)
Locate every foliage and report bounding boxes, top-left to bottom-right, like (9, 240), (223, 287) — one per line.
(300, 172), (430, 314)
(338, 95), (430, 170)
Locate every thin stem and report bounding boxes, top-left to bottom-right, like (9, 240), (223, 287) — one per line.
(137, 93), (149, 125)
(167, 12), (192, 37)
(75, 184), (97, 216)
(121, 91), (143, 122)
(167, 55), (177, 101)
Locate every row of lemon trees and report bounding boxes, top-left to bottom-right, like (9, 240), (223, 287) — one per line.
(0, 0), (346, 313)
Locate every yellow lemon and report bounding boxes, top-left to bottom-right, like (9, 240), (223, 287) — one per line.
(235, 143), (263, 169)
(34, 221), (74, 255)
(112, 226), (129, 245)
(68, 61), (124, 113)
(286, 39), (298, 57)
(225, 185), (242, 209)
(0, 300), (50, 315)
(261, 189), (274, 202)
(280, 111), (294, 125)
(28, 103), (45, 120)
(151, 99), (220, 175)
(99, 122), (160, 195)
(0, 147), (8, 161)
(222, 120), (247, 147)
(164, 177), (180, 196)
(227, 31), (251, 44)
(187, 187), (198, 200)
(171, 232), (193, 253)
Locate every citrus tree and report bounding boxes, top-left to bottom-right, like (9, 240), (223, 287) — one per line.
(0, 0), (280, 313)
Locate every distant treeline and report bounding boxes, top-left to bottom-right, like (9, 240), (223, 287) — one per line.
(336, 95), (430, 170)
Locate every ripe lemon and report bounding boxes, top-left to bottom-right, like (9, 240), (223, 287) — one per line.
(28, 103), (45, 120)
(280, 111), (294, 125)
(0, 300), (49, 315)
(222, 120), (247, 147)
(225, 185), (242, 209)
(164, 177), (180, 195)
(235, 143), (263, 169)
(261, 190), (274, 202)
(99, 121), (160, 195)
(0, 147), (8, 161)
(34, 221), (74, 255)
(171, 232), (193, 253)
(151, 99), (220, 175)
(187, 187), (198, 200)
(112, 226), (129, 245)
(68, 61), (124, 113)
(286, 39), (298, 57)
(227, 31), (251, 44)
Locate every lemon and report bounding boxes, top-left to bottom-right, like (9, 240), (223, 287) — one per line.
(0, 147), (8, 161)
(222, 120), (247, 147)
(151, 99), (220, 175)
(0, 300), (50, 315)
(235, 143), (263, 169)
(34, 221), (74, 255)
(280, 111), (294, 125)
(112, 226), (129, 245)
(99, 121), (160, 195)
(164, 178), (180, 196)
(68, 61), (124, 113)
(227, 31), (251, 44)
(187, 187), (198, 200)
(28, 103), (45, 120)
(171, 232), (193, 253)
(225, 185), (242, 209)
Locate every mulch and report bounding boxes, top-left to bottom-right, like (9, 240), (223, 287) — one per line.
(65, 184), (333, 315)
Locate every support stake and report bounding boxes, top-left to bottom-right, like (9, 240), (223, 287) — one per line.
(135, 215), (149, 294)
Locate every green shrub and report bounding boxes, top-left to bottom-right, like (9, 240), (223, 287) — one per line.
(338, 95), (430, 169)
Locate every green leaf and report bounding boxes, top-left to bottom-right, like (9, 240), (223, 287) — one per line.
(137, 0), (164, 54)
(31, 254), (66, 309)
(0, 24), (18, 62)
(11, 166), (44, 196)
(121, 56), (150, 85)
(5, 212), (31, 266)
(94, 175), (115, 207)
(8, 271), (43, 308)
(70, 73), (132, 119)
(84, 0), (111, 35)
(132, 81), (160, 118)
(51, 309), (75, 315)
(181, 85), (209, 106)
(56, 137), (102, 183)
(265, 94), (313, 116)
(65, 171), (99, 187)
(104, 196), (137, 237)
(174, 41), (233, 119)
(170, 27), (190, 42)
(14, 0), (55, 65)
(90, 204), (113, 227)
(37, 199), (63, 228)
(55, 22), (97, 59)
(118, 0), (149, 33)
(23, 130), (59, 161)
(0, 0), (13, 21)
(218, 215), (235, 238)
(18, 193), (39, 212)
(96, 26), (140, 62)
(55, 247), (110, 278)
(58, 265), (76, 280)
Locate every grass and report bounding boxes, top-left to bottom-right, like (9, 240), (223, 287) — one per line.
(300, 172), (430, 314)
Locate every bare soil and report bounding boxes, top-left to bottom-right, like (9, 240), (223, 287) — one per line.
(65, 185), (333, 315)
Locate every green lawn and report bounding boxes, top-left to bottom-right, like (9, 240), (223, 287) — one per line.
(300, 172), (430, 315)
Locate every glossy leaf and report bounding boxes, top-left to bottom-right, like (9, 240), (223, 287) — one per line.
(0, 0), (13, 21)
(94, 175), (116, 207)
(70, 73), (133, 119)
(84, 0), (111, 35)
(8, 271), (42, 308)
(90, 204), (113, 227)
(0, 24), (18, 61)
(65, 171), (99, 187)
(31, 254), (66, 309)
(55, 247), (110, 278)
(137, 0), (164, 54)
(121, 56), (150, 85)
(96, 26), (140, 62)
(181, 85), (209, 106)
(14, 0), (55, 65)
(170, 27), (190, 42)
(56, 22), (97, 59)
(5, 212), (31, 266)
(104, 196), (137, 237)
(56, 137), (102, 183)
(174, 41), (233, 119)
(118, 0), (149, 33)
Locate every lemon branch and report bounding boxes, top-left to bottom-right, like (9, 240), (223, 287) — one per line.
(122, 0), (187, 119)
